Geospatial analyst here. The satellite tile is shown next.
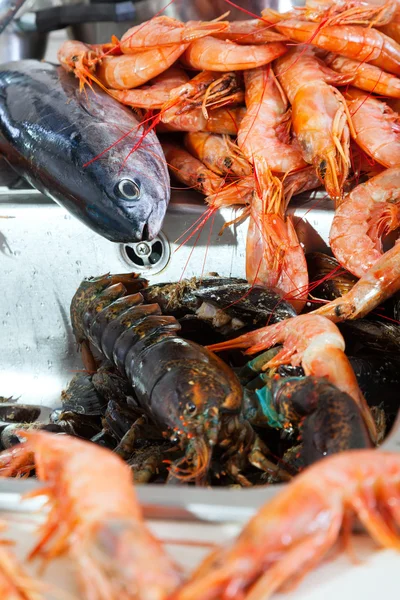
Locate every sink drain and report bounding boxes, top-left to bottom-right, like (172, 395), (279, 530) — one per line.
(120, 232), (170, 274)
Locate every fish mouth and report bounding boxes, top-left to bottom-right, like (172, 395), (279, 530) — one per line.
(141, 202), (168, 242)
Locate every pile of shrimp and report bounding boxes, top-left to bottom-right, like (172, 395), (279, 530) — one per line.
(58, 0), (400, 314)
(2, 431), (400, 600)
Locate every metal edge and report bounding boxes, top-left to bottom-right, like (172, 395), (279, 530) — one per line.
(0, 478), (284, 523)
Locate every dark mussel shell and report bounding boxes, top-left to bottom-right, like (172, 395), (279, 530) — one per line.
(1, 423), (64, 449)
(339, 320), (400, 354)
(178, 315), (227, 346)
(0, 404), (46, 424)
(348, 354), (400, 430)
(103, 399), (146, 441)
(306, 252), (357, 302)
(141, 276), (296, 331)
(50, 410), (102, 439)
(61, 373), (106, 416)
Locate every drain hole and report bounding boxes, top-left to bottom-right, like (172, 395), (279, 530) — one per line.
(120, 232), (170, 274)
(149, 240), (162, 264)
(124, 240), (164, 267)
(125, 245), (145, 267)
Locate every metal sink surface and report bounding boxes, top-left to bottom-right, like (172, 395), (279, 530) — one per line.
(1, 187), (332, 407)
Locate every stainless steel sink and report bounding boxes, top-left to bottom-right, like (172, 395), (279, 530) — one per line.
(1, 187), (398, 518)
(1, 187), (332, 407)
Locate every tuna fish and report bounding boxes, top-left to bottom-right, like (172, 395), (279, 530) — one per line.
(0, 60), (170, 242)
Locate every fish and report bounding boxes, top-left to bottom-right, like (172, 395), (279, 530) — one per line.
(0, 60), (170, 242)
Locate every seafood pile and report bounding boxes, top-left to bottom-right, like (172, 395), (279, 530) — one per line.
(0, 0), (388, 486)
(2, 0), (400, 596)
(2, 266), (400, 487)
(57, 3), (400, 310)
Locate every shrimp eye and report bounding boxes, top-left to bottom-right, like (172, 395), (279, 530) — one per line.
(116, 179), (141, 201)
(185, 401), (197, 415)
(170, 433), (180, 444)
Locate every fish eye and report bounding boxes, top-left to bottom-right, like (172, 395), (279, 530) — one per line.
(115, 179), (141, 201)
(185, 401), (197, 415)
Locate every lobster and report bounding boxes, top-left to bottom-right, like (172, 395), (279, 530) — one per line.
(70, 272), (295, 485)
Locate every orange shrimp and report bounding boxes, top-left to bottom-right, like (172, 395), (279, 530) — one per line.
(330, 166), (400, 277)
(57, 40), (102, 91)
(181, 37), (287, 71)
(245, 161), (308, 313)
(160, 70), (244, 124)
(161, 141), (225, 196)
(0, 431), (182, 600)
(274, 19), (400, 76)
(346, 88), (400, 168)
(350, 141), (385, 180)
(314, 237), (400, 321)
(378, 4), (400, 43)
(205, 165), (322, 210)
(157, 106), (246, 135)
(96, 44), (188, 90)
(211, 19), (288, 44)
(282, 165), (322, 201)
(237, 65), (307, 174)
(275, 47), (352, 202)
(173, 449), (400, 600)
(325, 52), (400, 98)
(0, 529), (45, 600)
(119, 16), (228, 52)
(184, 132), (252, 178)
(208, 313), (376, 441)
(301, 0), (398, 26)
(107, 66), (189, 109)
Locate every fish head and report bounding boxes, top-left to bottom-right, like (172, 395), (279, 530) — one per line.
(85, 131), (170, 243)
(67, 77), (171, 244)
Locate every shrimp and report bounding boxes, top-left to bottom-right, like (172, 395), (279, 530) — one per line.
(0, 431), (182, 600)
(57, 40), (102, 91)
(160, 70), (244, 124)
(173, 450), (400, 600)
(314, 237), (400, 321)
(119, 16), (228, 52)
(0, 532), (45, 600)
(157, 106), (246, 135)
(211, 19), (288, 44)
(205, 165), (322, 210)
(275, 47), (352, 202)
(207, 313), (377, 441)
(96, 44), (188, 89)
(329, 166), (400, 277)
(237, 65), (307, 174)
(161, 141), (225, 196)
(302, 0), (398, 26)
(350, 141), (385, 181)
(282, 165), (322, 201)
(274, 19), (400, 76)
(245, 161), (308, 313)
(346, 88), (400, 168)
(181, 37), (287, 71)
(184, 132), (252, 178)
(378, 5), (400, 44)
(107, 66), (189, 109)
(325, 52), (400, 98)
